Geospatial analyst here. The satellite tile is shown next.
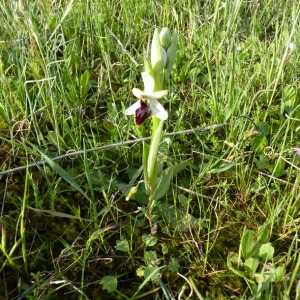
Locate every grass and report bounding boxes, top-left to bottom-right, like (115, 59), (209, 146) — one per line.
(1, 0), (300, 299)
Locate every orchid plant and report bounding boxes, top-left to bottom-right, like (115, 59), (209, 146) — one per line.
(125, 28), (192, 229)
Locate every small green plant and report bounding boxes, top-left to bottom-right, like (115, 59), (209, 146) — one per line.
(125, 27), (192, 229)
(227, 224), (286, 298)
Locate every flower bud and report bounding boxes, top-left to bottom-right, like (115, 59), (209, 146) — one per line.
(126, 186), (138, 201)
(151, 29), (163, 69)
(162, 47), (167, 68)
(159, 27), (171, 49)
(151, 28), (164, 90)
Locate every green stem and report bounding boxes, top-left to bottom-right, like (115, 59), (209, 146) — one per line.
(142, 141), (150, 193)
(147, 118), (164, 189)
(151, 115), (160, 140)
(287, 250), (300, 297)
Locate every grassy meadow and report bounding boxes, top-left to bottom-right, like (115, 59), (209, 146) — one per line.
(1, 0), (300, 299)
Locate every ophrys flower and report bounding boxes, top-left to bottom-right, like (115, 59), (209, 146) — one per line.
(125, 72), (168, 125)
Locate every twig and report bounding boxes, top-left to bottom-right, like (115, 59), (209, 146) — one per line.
(0, 123), (228, 175)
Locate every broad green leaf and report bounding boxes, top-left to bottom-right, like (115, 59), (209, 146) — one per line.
(80, 69), (90, 99)
(241, 230), (260, 260)
(280, 85), (297, 115)
(153, 158), (193, 201)
(250, 135), (268, 154)
(100, 276), (117, 293)
(268, 156), (286, 177)
(227, 257), (249, 278)
(259, 122), (271, 136)
(144, 266), (160, 282)
(142, 234), (158, 247)
(224, 106), (233, 122)
(227, 252), (241, 265)
(244, 257), (259, 277)
(144, 251), (158, 265)
(169, 258), (180, 273)
(255, 155), (270, 170)
(259, 243), (274, 261)
(115, 237), (130, 252)
(159, 28), (171, 49)
(273, 266), (285, 283)
(257, 223), (271, 244)
(161, 244), (168, 255)
(126, 167), (142, 181)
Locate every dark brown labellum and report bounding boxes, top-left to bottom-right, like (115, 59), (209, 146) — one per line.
(135, 100), (151, 125)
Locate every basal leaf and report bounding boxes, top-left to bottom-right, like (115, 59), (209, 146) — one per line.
(144, 251), (158, 265)
(281, 85), (297, 115)
(100, 276), (118, 293)
(257, 223), (271, 244)
(273, 266), (285, 283)
(153, 158), (192, 201)
(169, 258), (180, 273)
(144, 266), (160, 282)
(115, 237), (130, 252)
(268, 156), (286, 177)
(250, 135), (268, 154)
(241, 230), (260, 260)
(244, 257), (259, 277)
(259, 243), (274, 261)
(142, 234), (158, 247)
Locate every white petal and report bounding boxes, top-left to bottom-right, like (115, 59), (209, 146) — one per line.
(141, 72), (154, 94)
(132, 88), (144, 98)
(148, 90), (168, 99)
(150, 100), (168, 120)
(125, 100), (141, 115)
